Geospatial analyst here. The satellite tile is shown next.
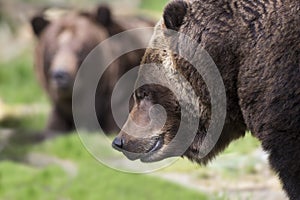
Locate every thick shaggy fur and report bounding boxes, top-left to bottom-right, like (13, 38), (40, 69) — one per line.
(114, 0), (300, 199)
(31, 6), (154, 134)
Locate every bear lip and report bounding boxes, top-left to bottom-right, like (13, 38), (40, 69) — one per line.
(146, 136), (164, 154)
(138, 136), (164, 162)
(117, 136), (164, 161)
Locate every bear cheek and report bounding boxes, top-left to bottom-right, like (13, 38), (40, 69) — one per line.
(129, 101), (152, 128)
(121, 99), (163, 139)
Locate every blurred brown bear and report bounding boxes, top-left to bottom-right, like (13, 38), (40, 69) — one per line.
(31, 5), (154, 135)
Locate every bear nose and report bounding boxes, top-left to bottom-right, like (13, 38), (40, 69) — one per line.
(51, 70), (71, 86)
(112, 137), (124, 150)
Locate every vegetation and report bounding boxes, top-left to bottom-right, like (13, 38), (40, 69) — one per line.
(0, 52), (47, 104)
(0, 134), (209, 200)
(140, 0), (169, 11)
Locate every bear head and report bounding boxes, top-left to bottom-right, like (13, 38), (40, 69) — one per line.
(31, 5), (113, 102)
(113, 0), (246, 163)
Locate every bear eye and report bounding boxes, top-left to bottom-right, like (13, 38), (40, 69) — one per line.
(135, 90), (148, 101)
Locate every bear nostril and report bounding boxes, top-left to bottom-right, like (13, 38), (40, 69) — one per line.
(52, 70), (69, 80)
(51, 70), (70, 86)
(112, 137), (124, 150)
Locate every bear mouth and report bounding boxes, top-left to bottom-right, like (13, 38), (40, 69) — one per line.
(146, 136), (164, 153)
(139, 136), (165, 162)
(120, 136), (165, 162)
(51, 80), (73, 91)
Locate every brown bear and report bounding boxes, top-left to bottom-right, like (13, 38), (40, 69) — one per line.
(112, 0), (300, 199)
(31, 5), (154, 135)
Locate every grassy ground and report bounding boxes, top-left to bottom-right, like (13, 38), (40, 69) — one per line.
(0, 134), (209, 200)
(0, 51), (48, 131)
(140, 0), (169, 11)
(0, 52), (47, 104)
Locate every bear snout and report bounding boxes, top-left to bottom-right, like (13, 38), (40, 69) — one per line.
(112, 136), (124, 150)
(50, 70), (72, 89)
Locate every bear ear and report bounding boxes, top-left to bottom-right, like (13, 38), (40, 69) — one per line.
(163, 0), (188, 31)
(95, 5), (112, 27)
(31, 15), (50, 37)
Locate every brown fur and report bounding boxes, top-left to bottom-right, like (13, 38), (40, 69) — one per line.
(31, 5), (154, 135)
(113, 0), (300, 198)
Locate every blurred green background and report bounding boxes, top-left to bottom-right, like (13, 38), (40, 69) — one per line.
(0, 0), (284, 199)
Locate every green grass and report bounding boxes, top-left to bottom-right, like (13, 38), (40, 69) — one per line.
(0, 52), (47, 104)
(0, 134), (209, 200)
(140, 0), (169, 11)
(0, 111), (47, 131)
(0, 51), (48, 131)
(160, 133), (260, 173)
(223, 132), (260, 154)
